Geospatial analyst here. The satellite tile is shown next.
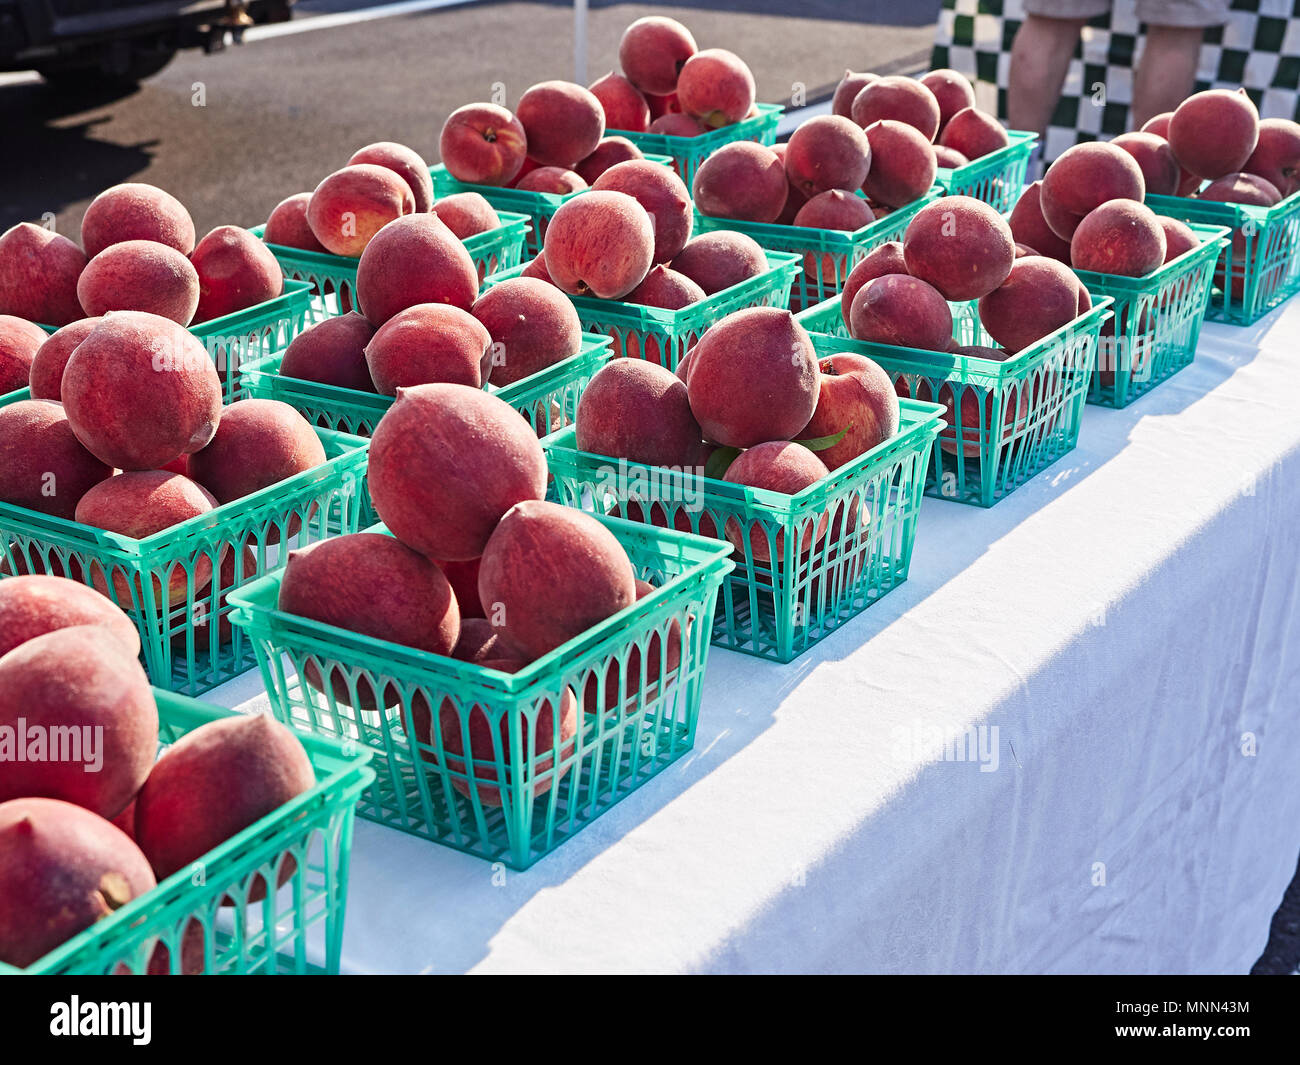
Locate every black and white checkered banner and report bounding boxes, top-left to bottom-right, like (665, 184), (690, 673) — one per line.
(932, 0), (1300, 163)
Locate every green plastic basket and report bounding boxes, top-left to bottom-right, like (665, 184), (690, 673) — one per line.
(1147, 189), (1300, 324)
(611, 102), (784, 188)
(0, 399), (370, 695)
(2, 690), (373, 975)
(229, 519), (735, 870)
(935, 130), (1036, 214)
(795, 294), (1111, 507)
(482, 250), (800, 372)
(250, 212), (529, 324)
(430, 154), (675, 257)
(543, 400), (943, 663)
(693, 185), (943, 311)
(1074, 222), (1229, 408)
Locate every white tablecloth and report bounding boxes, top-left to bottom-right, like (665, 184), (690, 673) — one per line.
(215, 301), (1300, 974)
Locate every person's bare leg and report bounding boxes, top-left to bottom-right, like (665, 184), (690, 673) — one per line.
(1008, 14), (1089, 139)
(1131, 24), (1204, 128)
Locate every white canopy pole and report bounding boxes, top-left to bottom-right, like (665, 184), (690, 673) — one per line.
(574, 0), (588, 84)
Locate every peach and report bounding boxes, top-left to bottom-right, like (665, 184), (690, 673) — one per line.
(590, 71), (651, 133)
(75, 471), (217, 604)
(478, 499), (635, 658)
(833, 71), (877, 119)
(927, 350), (1029, 458)
(851, 76), (941, 140)
(134, 713), (315, 886)
(626, 264), (705, 309)
(771, 142), (810, 224)
(440, 558), (486, 622)
(0, 315), (48, 394)
(793, 189), (875, 231)
(934, 145), (970, 169)
(0, 626), (156, 819)
(77, 240), (200, 324)
(170, 545), (257, 653)
(840, 241), (908, 330)
(862, 120), (938, 209)
(431, 663), (578, 806)
(576, 137), (645, 184)
(592, 158), (693, 263)
(675, 48), (754, 128)
(429, 192), (499, 241)
(470, 277), (581, 387)
(723, 442), (829, 563)
(1200, 171), (1282, 206)
(938, 106), (1009, 160)
(1244, 117), (1300, 197)
(1008, 180), (1073, 263)
(81, 183), (194, 258)
(978, 255), (1081, 352)
(1112, 132), (1180, 197)
(1070, 199), (1166, 276)
(1168, 88), (1259, 180)
(576, 358), (702, 466)
(1039, 141), (1145, 240)
(1140, 112), (1201, 194)
(264, 193), (326, 252)
(1159, 217), (1199, 263)
(516, 81), (606, 168)
(0, 797), (156, 968)
(647, 91), (682, 118)
(920, 70), (976, 132)
(279, 532), (459, 706)
(687, 307), (818, 447)
(28, 317), (100, 401)
(0, 224), (87, 327)
(355, 213), (479, 324)
(670, 231), (767, 295)
(369, 384), (547, 560)
(692, 141), (787, 223)
(280, 312), (377, 392)
(519, 252), (554, 283)
(0, 400), (111, 519)
(348, 141), (434, 213)
(583, 578), (683, 715)
(801, 352), (899, 469)
(903, 195), (1015, 300)
(0, 574), (139, 658)
(363, 303), (493, 393)
(542, 190), (654, 299)
(62, 312), (222, 470)
(619, 15), (697, 96)
(439, 103), (529, 187)
(648, 113), (704, 137)
(190, 225), (283, 324)
(849, 274), (952, 350)
(514, 166), (588, 194)
(186, 398), (326, 503)
(785, 115), (872, 197)
(306, 164), (414, 257)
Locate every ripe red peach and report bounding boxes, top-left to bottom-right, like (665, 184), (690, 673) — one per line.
(514, 167), (588, 194)
(1008, 180), (1073, 263)
(938, 106), (1009, 160)
(81, 183), (195, 258)
(306, 164), (415, 257)
(1158, 217), (1199, 263)
(723, 442), (829, 563)
(77, 240), (200, 324)
(0, 400), (111, 518)
(1070, 200), (1167, 276)
(542, 190), (655, 299)
(1140, 112), (1201, 194)
(801, 352), (899, 469)
(264, 193), (326, 252)
(470, 277), (581, 387)
(355, 213), (479, 324)
(1168, 88), (1260, 180)
(849, 274), (952, 350)
(430, 192), (500, 240)
(516, 81), (606, 168)
(1039, 141), (1145, 240)
(670, 231), (767, 295)
(1112, 132), (1180, 197)
(186, 398), (326, 503)
(590, 71), (651, 133)
(862, 120), (938, 208)
(0, 315), (48, 394)
(851, 76), (941, 140)
(977, 255), (1081, 352)
(920, 70), (976, 132)
(619, 16), (697, 96)
(692, 141), (787, 223)
(0, 224), (87, 326)
(593, 158), (693, 263)
(190, 225), (283, 324)
(785, 115), (872, 197)
(833, 71), (877, 119)
(0, 574), (139, 659)
(363, 303), (493, 392)
(280, 312), (376, 392)
(794, 189), (875, 231)
(648, 113), (704, 136)
(934, 145), (970, 169)
(903, 195), (1015, 300)
(676, 48), (755, 128)
(1243, 117), (1300, 197)
(576, 358), (702, 466)
(840, 241), (909, 331)
(576, 137), (645, 184)
(439, 103), (529, 187)
(348, 141), (434, 213)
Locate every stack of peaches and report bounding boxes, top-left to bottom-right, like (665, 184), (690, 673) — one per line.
(0, 575), (318, 973)
(0, 182), (284, 395)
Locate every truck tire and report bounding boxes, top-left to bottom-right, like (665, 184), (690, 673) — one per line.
(38, 46), (177, 90)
